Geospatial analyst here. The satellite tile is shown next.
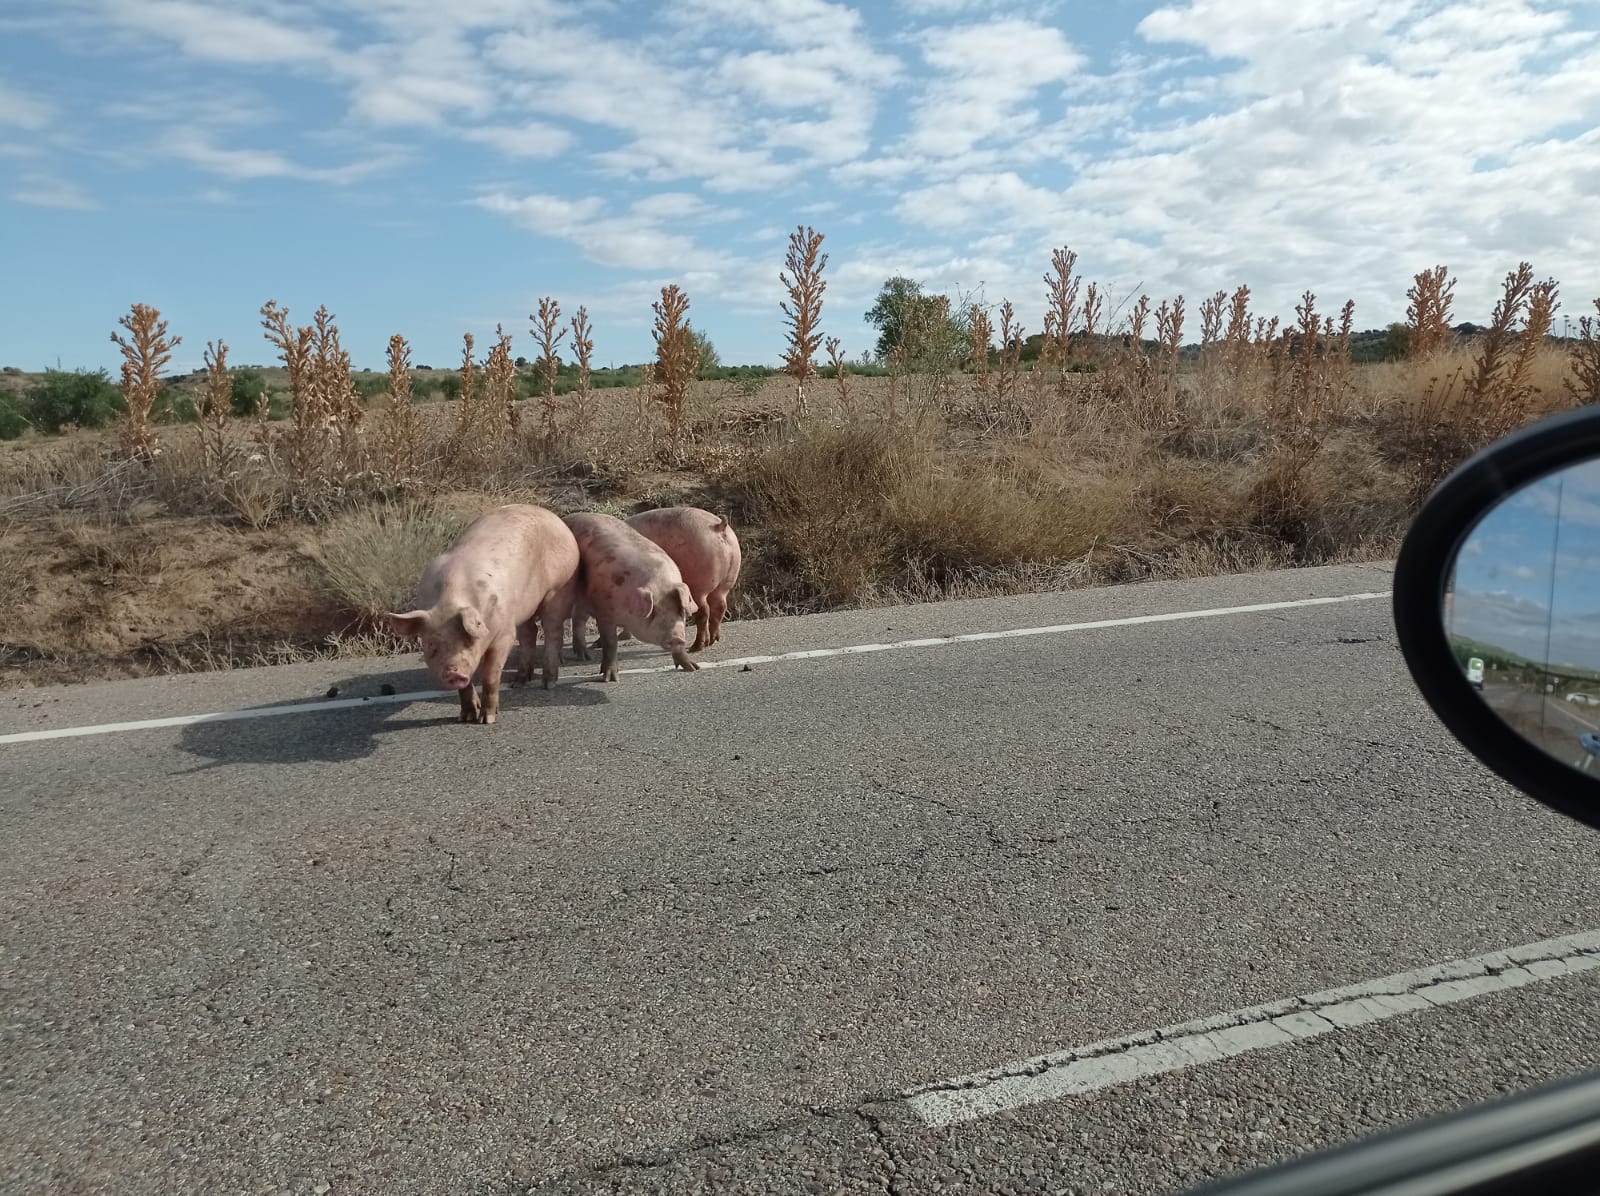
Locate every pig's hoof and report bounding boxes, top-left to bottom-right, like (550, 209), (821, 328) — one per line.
(482, 712), (496, 725)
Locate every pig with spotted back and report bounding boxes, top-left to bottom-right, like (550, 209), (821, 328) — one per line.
(565, 512), (699, 681)
(624, 507), (741, 652)
(385, 504), (580, 725)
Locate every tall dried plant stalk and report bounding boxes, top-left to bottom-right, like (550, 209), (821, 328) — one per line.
(1155, 295), (1185, 363)
(260, 300), (313, 419)
(1466, 263), (1558, 440)
(484, 324), (518, 439)
(1294, 291), (1320, 366)
(1511, 278), (1560, 394)
(1567, 298), (1600, 406)
(260, 300), (326, 483)
(1127, 295), (1150, 345)
(1044, 246), (1081, 381)
(1222, 286), (1252, 369)
(998, 300), (1023, 404)
(966, 302), (993, 394)
(310, 305), (363, 474)
(780, 225), (828, 415)
(1081, 283), (1103, 358)
(198, 338), (233, 478)
(452, 332), (481, 458)
(825, 336), (852, 411)
(1199, 289), (1226, 364)
(110, 302), (180, 457)
(1406, 265), (1456, 359)
(382, 333), (420, 481)
(531, 297), (565, 434)
(652, 284), (698, 447)
(569, 306), (595, 434)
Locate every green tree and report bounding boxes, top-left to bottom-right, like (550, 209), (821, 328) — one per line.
(687, 325), (720, 377)
(863, 276), (967, 364)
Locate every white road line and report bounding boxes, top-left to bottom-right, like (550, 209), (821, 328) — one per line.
(0, 589), (1389, 746)
(904, 929), (1600, 1128)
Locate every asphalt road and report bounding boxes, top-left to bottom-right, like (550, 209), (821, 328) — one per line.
(5, 561), (1600, 1196)
(1481, 681), (1600, 771)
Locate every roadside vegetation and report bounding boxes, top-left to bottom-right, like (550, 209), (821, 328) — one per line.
(2, 226), (1596, 686)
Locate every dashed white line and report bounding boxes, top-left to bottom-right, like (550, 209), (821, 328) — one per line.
(904, 929), (1600, 1128)
(0, 589), (1389, 746)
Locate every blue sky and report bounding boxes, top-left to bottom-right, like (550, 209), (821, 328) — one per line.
(3, 0), (1599, 374)
(1452, 462), (1600, 670)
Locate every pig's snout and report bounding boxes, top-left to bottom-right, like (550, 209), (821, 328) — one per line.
(663, 632), (689, 652)
(441, 671), (472, 690)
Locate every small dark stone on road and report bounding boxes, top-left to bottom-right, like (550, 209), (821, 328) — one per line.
(325, 685), (340, 697)
(380, 683), (396, 695)
(741, 664), (753, 672)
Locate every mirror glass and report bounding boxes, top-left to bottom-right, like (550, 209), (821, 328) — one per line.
(1447, 458), (1600, 774)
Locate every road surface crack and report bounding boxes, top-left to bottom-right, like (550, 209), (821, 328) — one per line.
(515, 1093), (909, 1192)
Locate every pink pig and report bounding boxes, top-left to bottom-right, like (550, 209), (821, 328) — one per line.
(564, 512), (699, 681)
(385, 504), (580, 725)
(624, 506), (742, 652)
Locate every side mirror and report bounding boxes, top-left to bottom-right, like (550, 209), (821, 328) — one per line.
(1394, 404), (1600, 834)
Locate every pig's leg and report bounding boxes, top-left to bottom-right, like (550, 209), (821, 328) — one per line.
(707, 589), (729, 646)
(598, 622), (621, 682)
(477, 639), (511, 724)
(512, 618), (539, 687)
(538, 604), (566, 690)
(689, 594), (710, 654)
(570, 598), (591, 662)
(458, 685), (481, 724)
(671, 648), (700, 672)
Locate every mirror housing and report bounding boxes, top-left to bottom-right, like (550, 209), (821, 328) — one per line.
(1394, 404), (1600, 834)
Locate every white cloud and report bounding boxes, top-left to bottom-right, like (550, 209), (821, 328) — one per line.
(12, 173), (97, 210)
(472, 189), (747, 271)
(460, 122), (573, 159)
(165, 132), (405, 184)
(101, 0), (339, 65)
(903, 19), (1085, 159)
(0, 82), (54, 131)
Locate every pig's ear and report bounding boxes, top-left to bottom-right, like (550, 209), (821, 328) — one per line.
(625, 586), (655, 620)
(385, 610), (429, 640)
(460, 608), (490, 640)
(677, 584), (698, 617)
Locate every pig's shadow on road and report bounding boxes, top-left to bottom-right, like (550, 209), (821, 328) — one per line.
(175, 661), (611, 770)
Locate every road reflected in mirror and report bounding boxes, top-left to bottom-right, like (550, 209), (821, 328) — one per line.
(1447, 459), (1600, 774)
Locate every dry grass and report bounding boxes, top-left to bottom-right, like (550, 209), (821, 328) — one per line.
(306, 499), (466, 619)
(2, 239), (1596, 687)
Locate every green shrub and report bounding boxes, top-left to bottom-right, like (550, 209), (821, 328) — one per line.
(0, 395), (28, 440)
(230, 369), (269, 416)
(25, 369), (124, 433)
(154, 387), (199, 424)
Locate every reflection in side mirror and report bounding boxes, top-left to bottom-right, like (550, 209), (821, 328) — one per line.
(1446, 459), (1600, 776)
